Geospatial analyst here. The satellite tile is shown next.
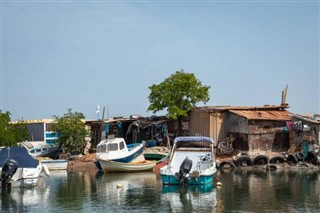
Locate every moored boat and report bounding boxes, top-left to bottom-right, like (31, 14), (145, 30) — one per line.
(94, 137), (144, 170)
(0, 147), (43, 189)
(143, 146), (170, 161)
(37, 157), (68, 170)
(160, 136), (217, 185)
(98, 159), (157, 172)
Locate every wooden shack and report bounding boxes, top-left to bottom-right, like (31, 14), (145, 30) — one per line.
(189, 105), (292, 153)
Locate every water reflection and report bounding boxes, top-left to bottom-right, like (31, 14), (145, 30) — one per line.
(95, 171), (161, 212)
(1, 169), (319, 212)
(217, 169), (320, 212)
(161, 183), (217, 213)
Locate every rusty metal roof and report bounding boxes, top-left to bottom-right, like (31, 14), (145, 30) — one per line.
(229, 110), (292, 121)
(292, 114), (320, 124)
(193, 104), (289, 112)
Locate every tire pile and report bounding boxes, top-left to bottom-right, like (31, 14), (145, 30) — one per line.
(218, 151), (319, 171)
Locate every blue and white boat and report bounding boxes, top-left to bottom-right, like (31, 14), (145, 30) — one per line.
(0, 147), (43, 189)
(160, 136), (217, 185)
(95, 137), (144, 170)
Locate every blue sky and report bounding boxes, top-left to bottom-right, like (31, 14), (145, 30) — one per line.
(1, 1), (319, 120)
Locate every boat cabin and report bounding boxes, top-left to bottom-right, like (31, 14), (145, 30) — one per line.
(96, 137), (144, 163)
(97, 138), (129, 154)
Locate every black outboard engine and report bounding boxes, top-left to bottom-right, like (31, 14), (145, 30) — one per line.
(175, 157), (193, 185)
(1, 159), (18, 189)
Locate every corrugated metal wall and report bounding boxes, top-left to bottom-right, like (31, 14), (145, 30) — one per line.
(189, 111), (210, 137)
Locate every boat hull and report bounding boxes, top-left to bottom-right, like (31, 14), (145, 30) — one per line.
(160, 174), (214, 185)
(40, 159), (68, 170)
(113, 144), (144, 163)
(0, 165), (43, 188)
(99, 160), (156, 172)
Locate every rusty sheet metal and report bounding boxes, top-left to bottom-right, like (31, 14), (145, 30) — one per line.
(292, 114), (320, 124)
(194, 105), (289, 112)
(229, 110), (292, 121)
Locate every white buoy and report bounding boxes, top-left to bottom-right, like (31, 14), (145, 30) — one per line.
(116, 184), (123, 189)
(42, 164), (50, 177)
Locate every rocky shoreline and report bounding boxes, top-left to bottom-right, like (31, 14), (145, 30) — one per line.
(66, 153), (98, 172)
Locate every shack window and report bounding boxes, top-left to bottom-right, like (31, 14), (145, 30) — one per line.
(119, 141), (125, 150)
(107, 143), (118, 151)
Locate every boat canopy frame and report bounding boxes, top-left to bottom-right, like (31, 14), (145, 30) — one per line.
(174, 137), (214, 144)
(173, 137), (214, 149)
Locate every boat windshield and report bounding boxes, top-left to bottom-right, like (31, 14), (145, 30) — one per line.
(107, 143), (118, 151)
(176, 141), (211, 149)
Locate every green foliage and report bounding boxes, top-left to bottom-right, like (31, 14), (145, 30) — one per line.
(148, 70), (210, 119)
(51, 108), (88, 155)
(0, 111), (28, 146)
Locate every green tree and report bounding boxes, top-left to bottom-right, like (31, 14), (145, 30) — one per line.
(51, 108), (88, 155)
(147, 70), (210, 135)
(0, 111), (28, 146)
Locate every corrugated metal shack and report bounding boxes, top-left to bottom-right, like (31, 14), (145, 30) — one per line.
(189, 105), (292, 153)
(86, 116), (174, 148)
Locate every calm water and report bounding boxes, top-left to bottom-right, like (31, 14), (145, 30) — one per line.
(1, 168), (319, 213)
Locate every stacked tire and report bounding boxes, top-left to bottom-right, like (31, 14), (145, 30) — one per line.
(286, 151), (319, 165)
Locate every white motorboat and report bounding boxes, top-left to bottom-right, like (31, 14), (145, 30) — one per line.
(94, 137), (143, 170)
(160, 136), (217, 185)
(0, 147), (43, 189)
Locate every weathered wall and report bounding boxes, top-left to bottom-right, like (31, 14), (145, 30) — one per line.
(228, 113), (249, 133)
(248, 120), (289, 152)
(291, 121), (320, 146)
(225, 113), (249, 151)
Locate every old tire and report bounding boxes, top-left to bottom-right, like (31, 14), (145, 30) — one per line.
(295, 152), (304, 161)
(287, 154), (298, 165)
(305, 151), (318, 165)
(253, 155), (268, 165)
(235, 156), (253, 167)
(270, 156), (285, 164)
(218, 161), (236, 170)
(266, 164), (277, 171)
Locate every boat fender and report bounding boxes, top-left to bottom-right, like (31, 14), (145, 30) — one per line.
(42, 164), (50, 177)
(216, 182), (222, 187)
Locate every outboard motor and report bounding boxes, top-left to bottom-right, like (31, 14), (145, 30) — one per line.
(1, 159), (18, 190)
(175, 157), (193, 185)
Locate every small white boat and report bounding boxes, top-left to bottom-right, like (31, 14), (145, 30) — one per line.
(37, 157), (68, 170)
(95, 137), (144, 170)
(98, 159), (157, 172)
(160, 136), (217, 185)
(0, 147), (43, 189)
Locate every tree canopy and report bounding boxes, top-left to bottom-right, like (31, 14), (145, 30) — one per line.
(148, 70), (211, 120)
(0, 111), (29, 146)
(51, 109), (89, 155)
